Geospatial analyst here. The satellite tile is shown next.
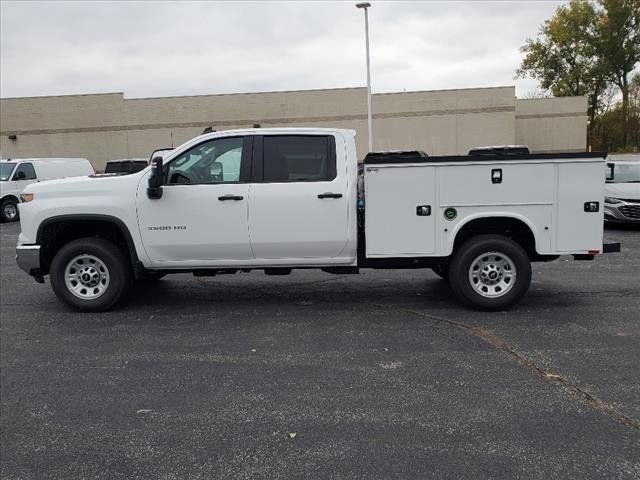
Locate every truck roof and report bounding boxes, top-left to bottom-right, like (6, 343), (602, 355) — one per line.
(196, 127), (357, 138)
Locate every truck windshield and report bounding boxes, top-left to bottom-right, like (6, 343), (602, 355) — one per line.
(606, 163), (640, 183)
(0, 163), (16, 181)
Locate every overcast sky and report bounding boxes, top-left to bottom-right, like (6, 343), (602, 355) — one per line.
(0, 1), (566, 99)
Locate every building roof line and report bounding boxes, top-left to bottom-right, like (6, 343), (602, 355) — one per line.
(2, 85), (520, 102)
(123, 86), (367, 101)
(516, 96), (587, 102)
(1, 92), (124, 100)
(374, 85), (515, 96)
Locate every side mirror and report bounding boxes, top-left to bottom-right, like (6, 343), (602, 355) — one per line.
(147, 157), (164, 199)
(15, 171), (26, 180)
(606, 163), (614, 182)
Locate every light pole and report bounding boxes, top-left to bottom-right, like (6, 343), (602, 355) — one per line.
(356, 2), (373, 153)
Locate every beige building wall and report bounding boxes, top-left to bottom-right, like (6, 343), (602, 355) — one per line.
(515, 97), (588, 153)
(1, 86), (586, 170)
(372, 87), (515, 155)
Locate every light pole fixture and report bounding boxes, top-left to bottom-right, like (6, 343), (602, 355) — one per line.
(356, 2), (373, 153)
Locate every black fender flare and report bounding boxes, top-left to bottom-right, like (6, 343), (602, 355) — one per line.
(36, 214), (145, 277)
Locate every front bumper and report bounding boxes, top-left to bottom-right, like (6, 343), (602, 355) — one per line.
(16, 245), (44, 282)
(605, 199), (640, 223)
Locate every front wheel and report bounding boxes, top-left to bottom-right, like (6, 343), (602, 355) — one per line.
(0, 199), (19, 222)
(50, 237), (132, 312)
(448, 235), (531, 311)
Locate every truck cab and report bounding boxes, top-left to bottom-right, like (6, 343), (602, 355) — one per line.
(139, 130), (357, 267)
(15, 128), (616, 312)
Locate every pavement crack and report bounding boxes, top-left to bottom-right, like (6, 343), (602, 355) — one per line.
(370, 302), (640, 432)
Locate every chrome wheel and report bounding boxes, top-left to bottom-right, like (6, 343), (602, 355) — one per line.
(64, 254), (110, 300)
(3, 203), (17, 220)
(468, 251), (516, 298)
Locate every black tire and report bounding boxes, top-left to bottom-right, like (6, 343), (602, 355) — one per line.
(448, 234), (531, 311)
(431, 265), (449, 280)
(0, 198), (19, 223)
(50, 237), (132, 312)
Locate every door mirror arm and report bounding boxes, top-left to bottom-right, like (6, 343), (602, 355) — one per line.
(147, 157), (164, 199)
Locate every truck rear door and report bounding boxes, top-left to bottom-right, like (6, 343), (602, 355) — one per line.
(248, 134), (350, 260)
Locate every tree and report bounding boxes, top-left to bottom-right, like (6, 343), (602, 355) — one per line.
(593, 0), (640, 147)
(592, 73), (640, 150)
(516, 0), (606, 126)
(517, 0), (640, 150)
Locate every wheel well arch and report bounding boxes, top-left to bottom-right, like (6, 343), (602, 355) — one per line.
(451, 215), (538, 258)
(36, 215), (140, 275)
(1, 194), (20, 204)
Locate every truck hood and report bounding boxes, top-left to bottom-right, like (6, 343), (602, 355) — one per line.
(24, 172), (143, 198)
(605, 182), (640, 200)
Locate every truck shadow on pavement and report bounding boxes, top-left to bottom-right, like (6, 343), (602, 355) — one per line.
(109, 272), (591, 323)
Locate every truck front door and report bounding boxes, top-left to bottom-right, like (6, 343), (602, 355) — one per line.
(248, 134), (350, 260)
(136, 136), (253, 264)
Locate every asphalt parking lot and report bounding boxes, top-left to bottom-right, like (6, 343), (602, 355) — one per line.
(1, 221), (639, 479)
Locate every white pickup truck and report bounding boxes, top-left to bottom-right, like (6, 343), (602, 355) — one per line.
(16, 128), (619, 312)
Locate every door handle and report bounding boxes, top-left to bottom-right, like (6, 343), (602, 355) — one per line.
(218, 194), (244, 201)
(317, 192), (343, 199)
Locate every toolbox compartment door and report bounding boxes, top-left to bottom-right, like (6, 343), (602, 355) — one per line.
(365, 165), (436, 257)
(556, 162), (605, 252)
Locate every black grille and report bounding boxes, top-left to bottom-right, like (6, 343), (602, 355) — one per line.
(621, 198), (640, 204)
(619, 205), (640, 219)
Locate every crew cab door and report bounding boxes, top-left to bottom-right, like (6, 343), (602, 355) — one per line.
(136, 136), (253, 264)
(248, 134), (350, 260)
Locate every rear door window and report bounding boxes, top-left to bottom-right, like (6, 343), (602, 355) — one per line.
(262, 136), (335, 182)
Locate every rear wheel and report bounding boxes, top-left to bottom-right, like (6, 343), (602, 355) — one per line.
(0, 199), (19, 222)
(50, 237), (132, 312)
(448, 234), (531, 311)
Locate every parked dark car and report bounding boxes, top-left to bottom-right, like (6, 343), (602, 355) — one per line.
(103, 159), (148, 175)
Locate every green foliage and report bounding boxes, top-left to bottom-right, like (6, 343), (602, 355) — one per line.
(517, 0), (598, 96)
(517, 0), (640, 151)
(595, 0), (640, 89)
(591, 73), (640, 151)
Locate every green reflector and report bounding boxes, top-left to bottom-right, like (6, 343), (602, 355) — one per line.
(444, 208), (457, 220)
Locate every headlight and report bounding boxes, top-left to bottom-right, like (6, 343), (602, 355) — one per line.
(20, 193), (34, 203)
(604, 196), (622, 204)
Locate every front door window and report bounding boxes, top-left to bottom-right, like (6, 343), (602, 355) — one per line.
(166, 137), (243, 185)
